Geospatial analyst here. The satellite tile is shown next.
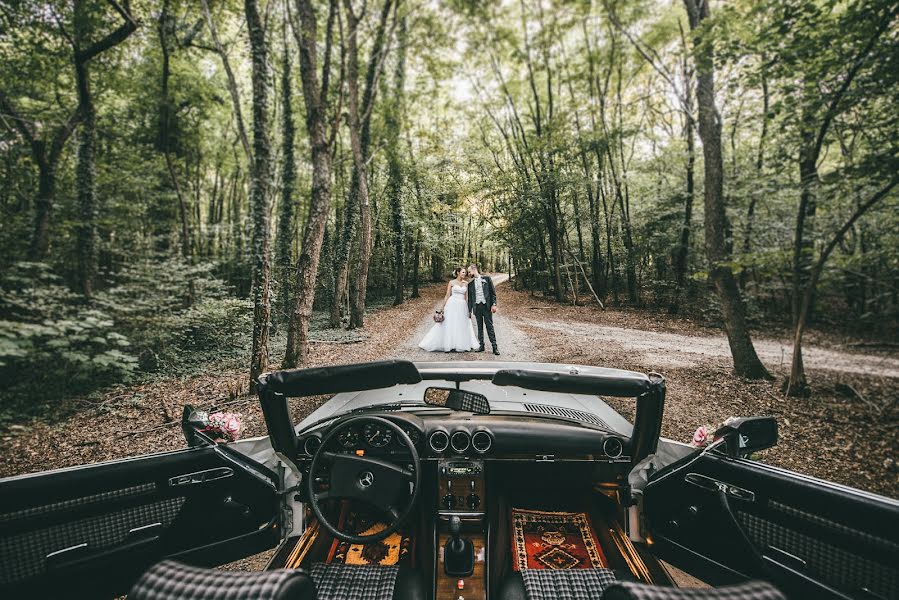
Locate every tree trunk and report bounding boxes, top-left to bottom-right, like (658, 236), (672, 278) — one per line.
(684, 0), (770, 380)
(69, 1), (136, 297)
(284, 0), (338, 367)
(277, 32), (297, 329)
(246, 0), (273, 389)
(387, 16), (407, 306)
(74, 58), (97, 299)
(31, 165), (56, 259)
(346, 0), (393, 329)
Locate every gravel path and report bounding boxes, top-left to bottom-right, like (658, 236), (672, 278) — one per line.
(525, 319), (899, 378)
(394, 274), (533, 362)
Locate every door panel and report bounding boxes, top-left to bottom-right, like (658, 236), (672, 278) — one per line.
(644, 451), (899, 600)
(0, 445), (281, 599)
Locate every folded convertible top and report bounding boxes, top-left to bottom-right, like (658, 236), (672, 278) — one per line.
(258, 359), (660, 398)
(258, 359), (422, 396)
(491, 367), (655, 397)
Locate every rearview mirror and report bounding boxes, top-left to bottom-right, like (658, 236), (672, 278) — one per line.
(714, 416), (778, 458)
(424, 387), (490, 414)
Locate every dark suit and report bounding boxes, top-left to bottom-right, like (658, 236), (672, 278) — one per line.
(467, 275), (498, 350)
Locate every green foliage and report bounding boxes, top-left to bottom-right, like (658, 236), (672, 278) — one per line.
(0, 258), (251, 420)
(0, 263), (138, 416)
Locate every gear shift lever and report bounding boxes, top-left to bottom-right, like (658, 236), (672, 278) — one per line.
(444, 516), (474, 577)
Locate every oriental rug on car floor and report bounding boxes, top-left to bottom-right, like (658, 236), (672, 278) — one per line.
(511, 508), (608, 570)
(326, 507), (415, 566)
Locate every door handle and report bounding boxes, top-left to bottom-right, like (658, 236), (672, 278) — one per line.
(685, 473), (755, 502)
(169, 466), (234, 487)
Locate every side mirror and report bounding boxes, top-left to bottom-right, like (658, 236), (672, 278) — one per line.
(423, 386), (490, 414)
(182, 405), (211, 447)
(714, 416), (778, 458)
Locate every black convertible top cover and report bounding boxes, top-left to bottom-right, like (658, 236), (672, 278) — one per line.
(492, 368), (655, 397)
(259, 359), (659, 399)
(259, 359), (422, 396)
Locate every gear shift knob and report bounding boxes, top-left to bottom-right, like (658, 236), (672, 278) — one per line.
(449, 515), (462, 538)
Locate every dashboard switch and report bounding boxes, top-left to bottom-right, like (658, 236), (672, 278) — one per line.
(466, 493), (480, 510)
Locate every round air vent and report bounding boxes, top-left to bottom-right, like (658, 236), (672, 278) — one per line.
(428, 430), (449, 453)
(471, 430), (493, 454)
(303, 436), (322, 456)
(450, 430), (471, 453)
(603, 436), (624, 458)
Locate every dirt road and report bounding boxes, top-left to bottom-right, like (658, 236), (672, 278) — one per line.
(524, 319), (899, 378)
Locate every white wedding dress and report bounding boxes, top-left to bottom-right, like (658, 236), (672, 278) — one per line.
(418, 284), (480, 352)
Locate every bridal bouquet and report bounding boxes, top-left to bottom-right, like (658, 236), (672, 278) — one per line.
(204, 411), (243, 442)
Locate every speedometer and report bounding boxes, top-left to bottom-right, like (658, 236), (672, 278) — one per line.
(363, 423), (393, 448)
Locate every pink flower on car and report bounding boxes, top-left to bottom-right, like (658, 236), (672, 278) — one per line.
(692, 426), (710, 447)
(204, 411), (243, 442)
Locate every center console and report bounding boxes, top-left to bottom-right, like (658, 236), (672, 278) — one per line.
(435, 459), (487, 600)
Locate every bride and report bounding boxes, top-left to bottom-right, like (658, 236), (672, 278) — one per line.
(418, 267), (481, 352)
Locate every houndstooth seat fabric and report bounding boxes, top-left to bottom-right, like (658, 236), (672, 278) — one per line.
(129, 560), (315, 600)
(604, 580), (786, 600)
(310, 563), (400, 600)
(520, 567), (618, 600)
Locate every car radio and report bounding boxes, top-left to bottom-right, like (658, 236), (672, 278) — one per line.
(438, 459), (485, 513)
(441, 461), (483, 477)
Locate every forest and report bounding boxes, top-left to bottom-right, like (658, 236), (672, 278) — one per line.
(1, 0), (897, 427)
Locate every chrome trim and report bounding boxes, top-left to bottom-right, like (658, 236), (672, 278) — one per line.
(450, 430), (470, 453)
(128, 522), (162, 535)
(428, 430), (449, 453)
(603, 436), (624, 458)
(46, 543), (87, 560)
(303, 436), (322, 456)
(685, 472), (756, 502)
(169, 466), (234, 487)
(766, 545), (807, 568)
(471, 430), (493, 454)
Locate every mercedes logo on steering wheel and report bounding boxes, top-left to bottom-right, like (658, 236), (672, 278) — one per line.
(359, 471), (374, 488)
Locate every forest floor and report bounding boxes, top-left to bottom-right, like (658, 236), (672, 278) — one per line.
(1, 275), (896, 571)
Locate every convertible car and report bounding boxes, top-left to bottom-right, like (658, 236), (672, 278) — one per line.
(1, 360), (897, 600)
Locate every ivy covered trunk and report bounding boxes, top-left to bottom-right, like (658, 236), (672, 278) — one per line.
(277, 37), (297, 329)
(386, 16), (408, 306)
(246, 0), (272, 388)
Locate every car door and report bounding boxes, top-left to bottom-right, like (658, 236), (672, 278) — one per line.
(643, 447), (899, 600)
(0, 443), (281, 599)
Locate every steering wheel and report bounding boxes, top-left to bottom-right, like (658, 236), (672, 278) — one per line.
(307, 416), (421, 543)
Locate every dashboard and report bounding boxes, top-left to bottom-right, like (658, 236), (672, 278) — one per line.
(297, 411), (629, 462)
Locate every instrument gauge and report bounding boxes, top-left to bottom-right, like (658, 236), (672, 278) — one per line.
(337, 428), (359, 448)
(394, 426), (421, 447)
(363, 423), (393, 448)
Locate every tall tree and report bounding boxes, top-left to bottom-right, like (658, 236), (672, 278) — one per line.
(683, 0), (770, 379)
(284, 0), (339, 367)
(245, 0), (273, 387)
(277, 25), (297, 328)
(330, 0), (394, 328)
(386, 13), (408, 306)
(0, 89), (80, 260)
(345, 0), (394, 329)
(72, 0), (137, 298)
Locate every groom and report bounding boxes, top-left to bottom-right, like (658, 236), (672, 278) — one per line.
(467, 264), (500, 355)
